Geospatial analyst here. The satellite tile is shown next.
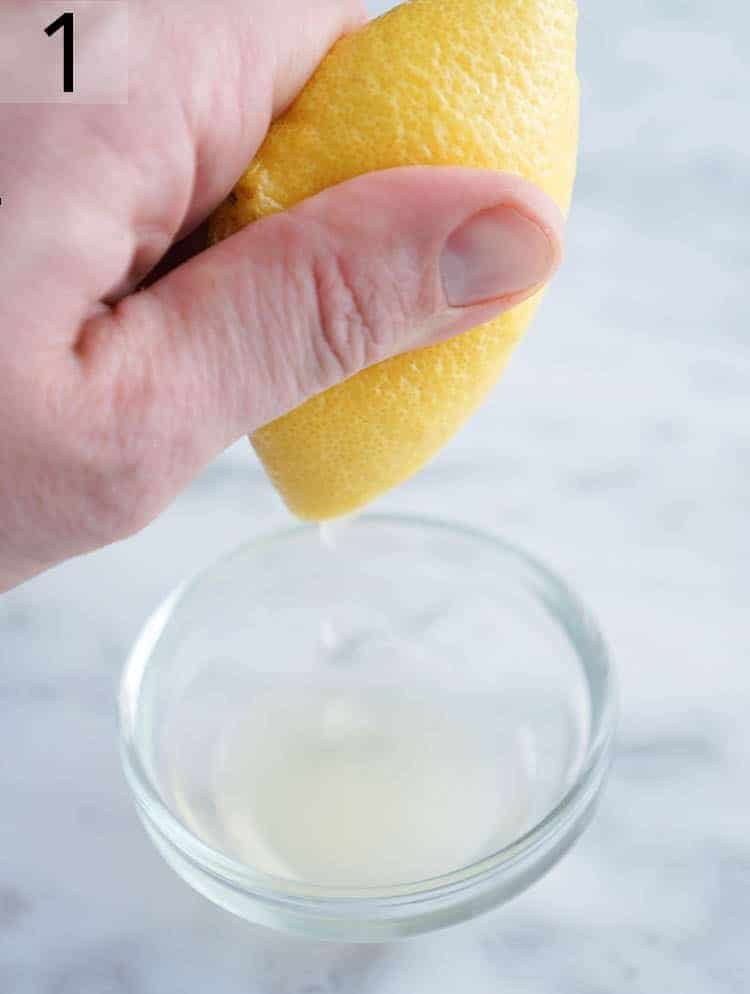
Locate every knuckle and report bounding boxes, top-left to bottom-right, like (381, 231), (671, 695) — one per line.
(68, 426), (159, 545)
(80, 446), (158, 543)
(307, 242), (403, 386)
(67, 322), (166, 544)
(88, 417), (165, 546)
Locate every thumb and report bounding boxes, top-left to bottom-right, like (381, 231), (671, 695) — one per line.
(77, 166), (562, 526)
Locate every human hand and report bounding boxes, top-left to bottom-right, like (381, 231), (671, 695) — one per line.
(0, 0), (563, 592)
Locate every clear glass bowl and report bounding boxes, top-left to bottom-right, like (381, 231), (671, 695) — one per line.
(119, 514), (617, 941)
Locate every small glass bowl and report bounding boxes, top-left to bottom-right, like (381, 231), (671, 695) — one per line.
(119, 514), (616, 941)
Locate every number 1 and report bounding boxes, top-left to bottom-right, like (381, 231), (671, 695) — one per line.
(45, 12), (74, 93)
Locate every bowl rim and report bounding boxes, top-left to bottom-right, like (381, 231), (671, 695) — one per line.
(119, 512), (618, 907)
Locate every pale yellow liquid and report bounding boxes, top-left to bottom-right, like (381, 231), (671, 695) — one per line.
(209, 684), (530, 887)
(162, 522), (583, 889)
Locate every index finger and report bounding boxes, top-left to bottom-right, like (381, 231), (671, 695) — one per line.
(128, 0), (368, 235)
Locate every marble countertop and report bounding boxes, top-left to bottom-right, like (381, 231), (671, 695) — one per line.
(1, 1), (748, 991)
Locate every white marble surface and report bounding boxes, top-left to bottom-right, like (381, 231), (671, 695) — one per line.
(2, 1), (749, 991)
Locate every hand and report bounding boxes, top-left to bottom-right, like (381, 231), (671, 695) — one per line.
(0, 0), (563, 592)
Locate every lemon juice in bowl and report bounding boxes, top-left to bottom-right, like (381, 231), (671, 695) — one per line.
(121, 516), (614, 939)
(157, 521), (591, 890)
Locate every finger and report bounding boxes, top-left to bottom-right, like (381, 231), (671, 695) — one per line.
(50, 0), (368, 312)
(128, 0), (368, 240)
(76, 167), (563, 535)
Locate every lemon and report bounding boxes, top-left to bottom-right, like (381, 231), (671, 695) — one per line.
(211, 0), (579, 520)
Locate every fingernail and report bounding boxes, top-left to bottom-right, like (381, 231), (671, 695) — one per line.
(440, 206), (555, 307)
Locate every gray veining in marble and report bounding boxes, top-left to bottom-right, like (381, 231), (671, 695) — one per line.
(1, 0), (748, 991)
